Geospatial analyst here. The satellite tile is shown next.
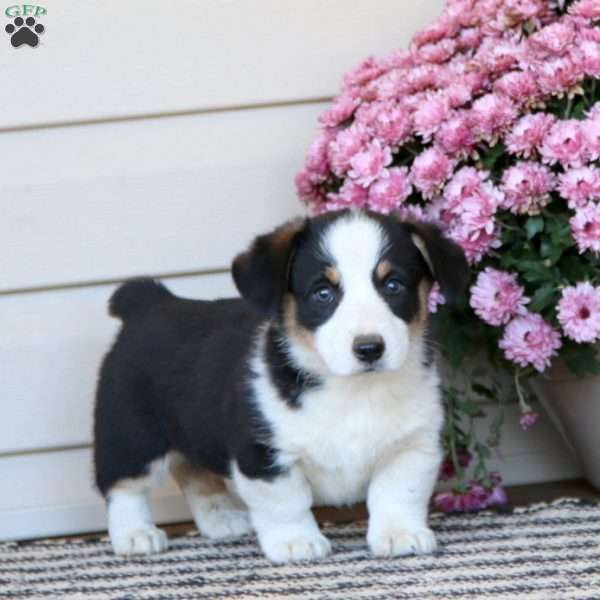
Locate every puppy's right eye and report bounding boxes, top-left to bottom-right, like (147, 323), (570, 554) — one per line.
(311, 284), (336, 305)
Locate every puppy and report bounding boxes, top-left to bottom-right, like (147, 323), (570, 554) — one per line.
(93, 208), (468, 563)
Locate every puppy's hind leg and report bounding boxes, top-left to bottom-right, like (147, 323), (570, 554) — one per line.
(170, 455), (252, 539)
(106, 457), (169, 556)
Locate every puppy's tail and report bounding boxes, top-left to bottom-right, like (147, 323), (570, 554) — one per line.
(109, 277), (172, 320)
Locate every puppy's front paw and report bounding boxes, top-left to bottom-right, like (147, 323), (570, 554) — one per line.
(368, 525), (437, 557)
(261, 531), (331, 563)
(110, 525), (168, 556)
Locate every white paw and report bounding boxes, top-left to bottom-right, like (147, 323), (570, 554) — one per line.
(110, 525), (168, 556)
(261, 532), (331, 563)
(368, 526), (437, 557)
(197, 508), (253, 539)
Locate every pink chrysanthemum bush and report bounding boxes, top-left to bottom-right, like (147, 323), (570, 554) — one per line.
(296, 0), (600, 512)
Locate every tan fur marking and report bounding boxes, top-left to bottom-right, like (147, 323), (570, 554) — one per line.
(271, 217), (305, 252)
(375, 260), (393, 281)
(282, 293), (317, 352)
(325, 266), (341, 286)
(411, 234), (433, 275)
(408, 279), (432, 339)
(170, 454), (226, 496)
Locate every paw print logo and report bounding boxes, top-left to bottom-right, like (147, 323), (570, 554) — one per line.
(5, 16), (45, 48)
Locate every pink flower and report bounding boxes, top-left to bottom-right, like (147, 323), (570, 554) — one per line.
(580, 39), (600, 77)
(356, 101), (413, 147)
(439, 448), (472, 482)
(456, 27), (483, 51)
(304, 131), (333, 181)
(528, 21), (577, 59)
(413, 94), (452, 141)
(412, 17), (458, 49)
(405, 64), (439, 94)
(326, 179), (369, 207)
(486, 473), (508, 508)
(583, 117), (600, 161)
(500, 162), (555, 215)
(427, 282), (446, 314)
(557, 282), (600, 343)
(520, 411), (540, 430)
(318, 92), (359, 128)
(570, 203), (600, 254)
(295, 169), (325, 206)
(368, 167), (412, 212)
(558, 167), (600, 208)
(411, 147), (455, 199)
(327, 123), (370, 177)
(470, 93), (518, 141)
(367, 68), (410, 101)
(500, 0), (553, 27)
(348, 139), (393, 187)
(535, 56), (584, 96)
(397, 202), (426, 222)
(435, 111), (476, 157)
(505, 113), (556, 158)
(589, 101), (600, 121)
(444, 167), (503, 234)
(476, 38), (521, 74)
(444, 82), (475, 108)
(470, 268), (529, 326)
(416, 38), (457, 64)
(569, 0), (600, 20)
(540, 119), (588, 168)
(492, 71), (540, 105)
(499, 312), (562, 372)
(433, 485), (488, 513)
(342, 56), (385, 90)
(448, 223), (501, 264)
(434, 475), (507, 513)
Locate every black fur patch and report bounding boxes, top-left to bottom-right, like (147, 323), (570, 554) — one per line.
(288, 216), (343, 331)
(265, 325), (321, 408)
(373, 219), (428, 323)
(94, 279), (283, 494)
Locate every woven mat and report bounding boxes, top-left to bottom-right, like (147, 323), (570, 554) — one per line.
(2, 499), (599, 599)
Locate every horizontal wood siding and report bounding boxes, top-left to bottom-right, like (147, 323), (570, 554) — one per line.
(0, 1), (444, 130)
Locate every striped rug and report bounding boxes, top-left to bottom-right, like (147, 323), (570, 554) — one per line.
(2, 499), (599, 599)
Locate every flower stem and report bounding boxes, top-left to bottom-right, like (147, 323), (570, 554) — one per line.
(564, 96), (573, 118)
(514, 370), (530, 413)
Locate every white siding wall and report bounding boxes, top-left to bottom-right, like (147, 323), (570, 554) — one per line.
(0, 0), (580, 541)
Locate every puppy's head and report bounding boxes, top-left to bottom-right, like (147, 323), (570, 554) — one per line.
(233, 210), (468, 377)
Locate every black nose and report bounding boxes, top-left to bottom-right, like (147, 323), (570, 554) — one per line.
(352, 335), (385, 364)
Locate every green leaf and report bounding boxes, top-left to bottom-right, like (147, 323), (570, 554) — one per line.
(475, 442), (492, 460)
(481, 142), (506, 171)
(472, 382), (495, 400)
(528, 284), (557, 312)
(459, 399), (486, 418)
(559, 254), (591, 282)
(525, 216), (544, 240)
(518, 260), (554, 283)
(561, 343), (600, 377)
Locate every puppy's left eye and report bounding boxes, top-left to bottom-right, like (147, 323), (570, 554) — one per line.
(383, 277), (404, 296)
(311, 284), (336, 304)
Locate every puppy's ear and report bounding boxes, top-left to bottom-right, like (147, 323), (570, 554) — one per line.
(407, 221), (469, 304)
(232, 218), (306, 315)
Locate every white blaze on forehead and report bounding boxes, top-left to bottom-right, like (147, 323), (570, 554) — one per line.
(313, 212), (409, 376)
(320, 213), (386, 281)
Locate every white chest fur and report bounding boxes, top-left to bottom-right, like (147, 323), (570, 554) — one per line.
(250, 351), (443, 507)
